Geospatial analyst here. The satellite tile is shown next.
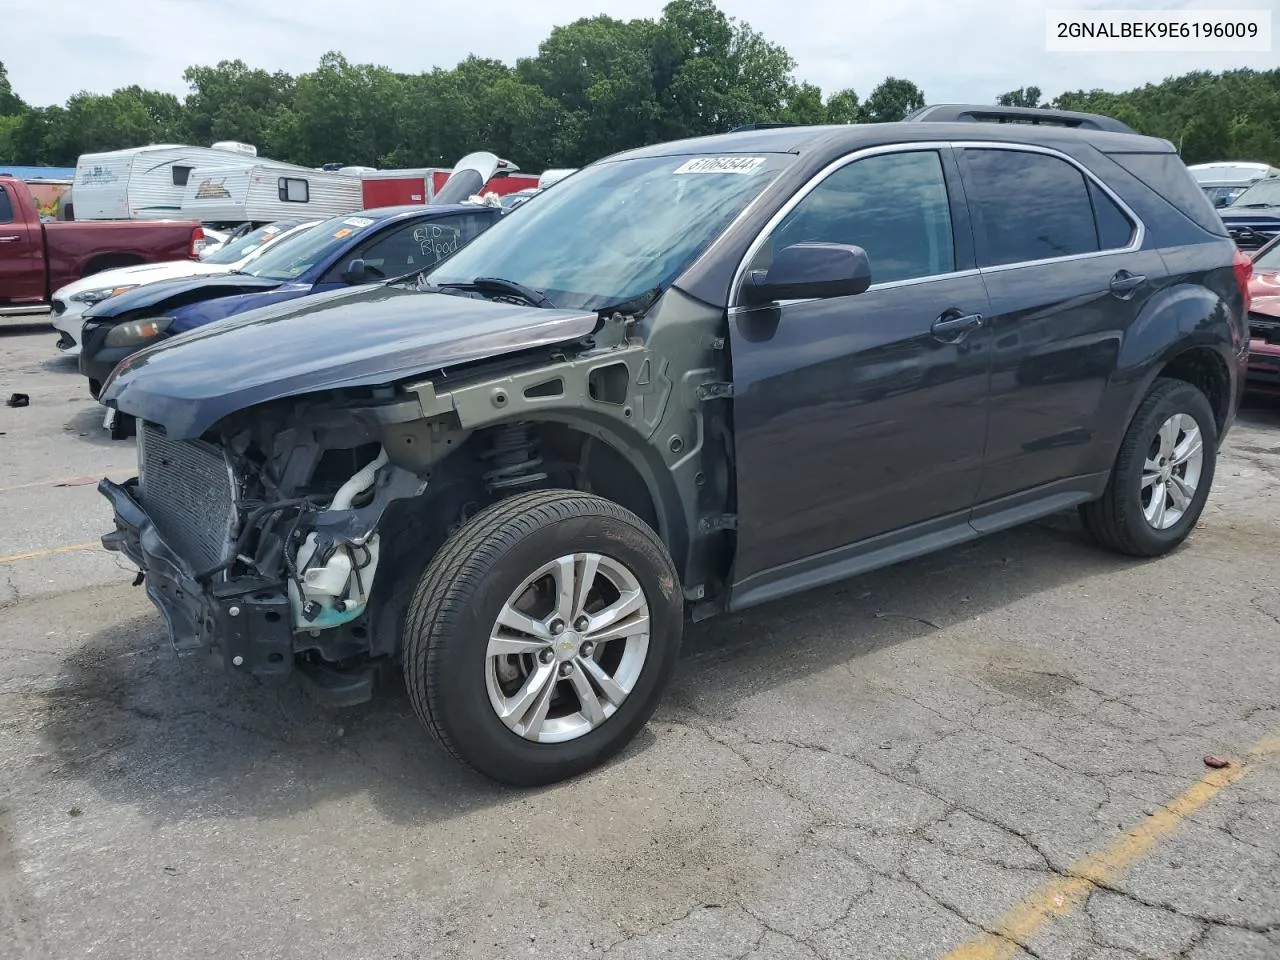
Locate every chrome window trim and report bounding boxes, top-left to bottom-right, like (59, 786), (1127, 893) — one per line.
(727, 138), (1149, 310)
(728, 141), (956, 307)
(956, 141), (1145, 271)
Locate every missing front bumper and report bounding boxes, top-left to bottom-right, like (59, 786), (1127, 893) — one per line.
(98, 477), (294, 680)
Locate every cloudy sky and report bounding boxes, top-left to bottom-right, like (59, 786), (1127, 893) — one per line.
(3, 0), (1275, 108)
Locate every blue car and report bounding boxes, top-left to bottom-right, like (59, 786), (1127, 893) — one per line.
(77, 153), (509, 400)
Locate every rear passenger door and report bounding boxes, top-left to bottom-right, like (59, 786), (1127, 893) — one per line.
(956, 145), (1167, 513)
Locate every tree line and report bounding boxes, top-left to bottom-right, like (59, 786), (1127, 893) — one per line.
(0, 0), (1277, 172)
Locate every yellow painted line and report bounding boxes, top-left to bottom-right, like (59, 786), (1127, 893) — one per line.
(0, 541), (100, 564)
(943, 733), (1280, 960)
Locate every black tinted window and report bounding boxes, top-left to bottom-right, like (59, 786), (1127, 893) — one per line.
(414, 212), (493, 265)
(964, 149), (1098, 266)
(172, 165), (192, 187)
(354, 217), (485, 276)
(1088, 180), (1135, 249)
(1110, 152), (1229, 237)
(0, 186), (12, 223)
(761, 150), (955, 284)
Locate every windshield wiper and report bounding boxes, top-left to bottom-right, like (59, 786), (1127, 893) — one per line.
(1238, 202), (1277, 208)
(435, 277), (557, 309)
(594, 285), (663, 318)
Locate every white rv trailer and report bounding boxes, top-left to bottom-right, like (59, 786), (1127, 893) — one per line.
(179, 162), (364, 225)
(72, 142), (259, 220)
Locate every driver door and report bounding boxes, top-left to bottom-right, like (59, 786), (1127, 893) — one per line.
(727, 146), (995, 608)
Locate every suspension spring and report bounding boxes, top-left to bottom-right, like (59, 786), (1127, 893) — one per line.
(481, 422), (548, 493)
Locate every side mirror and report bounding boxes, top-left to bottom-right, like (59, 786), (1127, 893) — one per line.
(1214, 196), (1229, 208)
(742, 242), (873, 306)
(341, 258), (368, 284)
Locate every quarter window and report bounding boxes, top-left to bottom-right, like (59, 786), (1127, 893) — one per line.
(1089, 180), (1135, 249)
(751, 150), (956, 287)
(278, 177), (310, 203)
(963, 149), (1133, 267)
(0, 186), (12, 223)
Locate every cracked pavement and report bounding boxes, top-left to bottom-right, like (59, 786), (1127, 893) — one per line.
(2, 326), (1279, 960)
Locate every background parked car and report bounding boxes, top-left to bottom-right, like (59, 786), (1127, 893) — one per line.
(0, 173), (204, 310)
(79, 202), (505, 409)
(1188, 161), (1280, 209)
(1220, 177), (1280, 251)
(1246, 233), (1280, 297)
(51, 219), (319, 356)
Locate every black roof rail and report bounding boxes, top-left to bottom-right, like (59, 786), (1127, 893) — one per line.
(729, 122), (800, 132)
(903, 104), (1135, 135)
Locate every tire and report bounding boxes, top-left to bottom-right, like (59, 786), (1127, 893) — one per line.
(403, 489), (683, 786)
(88, 378), (102, 400)
(1080, 377), (1217, 557)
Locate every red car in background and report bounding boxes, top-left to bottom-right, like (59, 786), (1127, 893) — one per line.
(0, 174), (204, 309)
(1245, 236), (1280, 392)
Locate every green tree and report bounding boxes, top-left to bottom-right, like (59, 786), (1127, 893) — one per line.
(996, 86), (1042, 108)
(182, 59), (296, 153)
(0, 61), (24, 116)
(279, 52), (404, 166)
(862, 77), (925, 122)
(519, 15), (662, 160)
(651, 0), (796, 136)
(825, 88), (862, 124)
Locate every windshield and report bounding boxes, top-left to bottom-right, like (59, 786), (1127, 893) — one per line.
(1254, 238), (1280, 270)
(202, 221), (306, 265)
(1230, 180), (1280, 208)
(245, 213), (378, 280)
(425, 153), (792, 310)
(1203, 185), (1247, 207)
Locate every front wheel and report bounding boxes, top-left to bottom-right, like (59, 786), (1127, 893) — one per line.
(1080, 377), (1217, 557)
(403, 489), (684, 786)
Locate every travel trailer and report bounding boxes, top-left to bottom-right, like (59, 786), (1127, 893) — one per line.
(72, 143), (260, 220)
(179, 162), (363, 227)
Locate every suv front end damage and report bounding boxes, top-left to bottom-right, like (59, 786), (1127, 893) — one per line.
(99, 411), (428, 704)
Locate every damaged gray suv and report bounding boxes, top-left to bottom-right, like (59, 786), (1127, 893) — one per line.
(98, 106), (1252, 786)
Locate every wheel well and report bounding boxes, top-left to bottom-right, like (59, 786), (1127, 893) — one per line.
(1158, 347), (1229, 434)
(368, 420), (666, 658)
(520, 422), (661, 533)
(82, 254), (142, 278)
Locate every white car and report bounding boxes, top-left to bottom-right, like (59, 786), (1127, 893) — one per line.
(51, 219), (320, 356)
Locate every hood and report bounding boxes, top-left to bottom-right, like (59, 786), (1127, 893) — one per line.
(101, 283), (600, 439)
(1251, 294), (1280, 322)
(84, 272), (285, 320)
(1249, 267), (1280, 301)
(55, 259), (229, 299)
(432, 152), (500, 205)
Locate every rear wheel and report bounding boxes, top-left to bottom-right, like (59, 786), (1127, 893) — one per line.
(403, 489), (683, 786)
(1080, 378), (1217, 557)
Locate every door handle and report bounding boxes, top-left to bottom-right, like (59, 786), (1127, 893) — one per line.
(0, 235), (21, 243)
(1109, 270), (1146, 299)
(931, 310), (984, 340)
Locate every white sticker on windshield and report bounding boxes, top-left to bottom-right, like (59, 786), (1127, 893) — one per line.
(343, 216), (374, 227)
(673, 156), (766, 175)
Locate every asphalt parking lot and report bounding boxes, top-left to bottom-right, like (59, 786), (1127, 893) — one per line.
(2, 320), (1279, 960)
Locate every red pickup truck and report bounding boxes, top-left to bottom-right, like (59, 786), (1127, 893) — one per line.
(0, 175), (205, 308)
